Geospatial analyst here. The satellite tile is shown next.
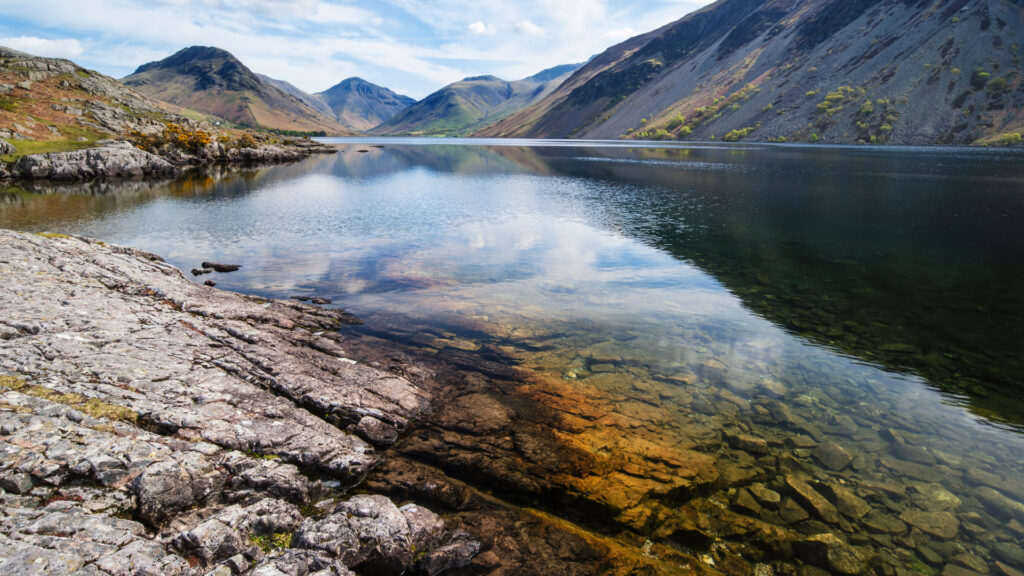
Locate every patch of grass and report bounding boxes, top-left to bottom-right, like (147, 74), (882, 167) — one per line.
(1, 137), (99, 162)
(0, 95), (18, 112)
(249, 532), (293, 553)
(0, 375), (139, 424)
(34, 232), (71, 239)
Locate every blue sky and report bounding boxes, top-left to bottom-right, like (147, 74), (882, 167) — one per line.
(0, 0), (711, 99)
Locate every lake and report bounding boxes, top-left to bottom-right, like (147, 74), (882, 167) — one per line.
(3, 139), (1024, 574)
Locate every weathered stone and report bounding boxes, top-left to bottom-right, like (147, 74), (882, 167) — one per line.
(417, 529), (481, 576)
(898, 509), (959, 539)
(995, 561), (1024, 576)
(975, 486), (1024, 523)
(812, 440), (853, 471)
(787, 475), (840, 524)
(733, 488), (763, 516)
(823, 484), (871, 519)
(0, 471), (34, 494)
(794, 533), (868, 575)
(892, 441), (937, 465)
(779, 498), (810, 524)
(201, 262), (242, 273)
(14, 141), (180, 180)
(294, 495), (447, 576)
(992, 542), (1024, 568)
(910, 483), (961, 512)
(749, 483), (782, 508)
(862, 510), (907, 534)
(725, 430), (770, 454)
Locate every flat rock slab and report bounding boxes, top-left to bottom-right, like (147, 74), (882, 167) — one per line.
(0, 230), (475, 575)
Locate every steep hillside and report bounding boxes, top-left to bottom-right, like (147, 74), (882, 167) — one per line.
(0, 46), (193, 160)
(372, 64), (580, 136)
(315, 77), (415, 132)
(123, 46), (348, 135)
(479, 0), (1024, 145)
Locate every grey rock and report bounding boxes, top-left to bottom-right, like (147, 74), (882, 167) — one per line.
(14, 140), (180, 180)
(0, 471), (34, 494)
(294, 495), (445, 576)
(417, 529), (481, 576)
(0, 139), (13, 156)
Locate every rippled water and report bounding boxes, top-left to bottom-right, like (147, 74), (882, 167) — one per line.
(3, 139), (1024, 574)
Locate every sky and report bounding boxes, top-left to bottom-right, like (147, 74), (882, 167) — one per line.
(0, 0), (712, 100)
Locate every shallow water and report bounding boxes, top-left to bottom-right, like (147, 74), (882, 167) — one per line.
(3, 139), (1024, 574)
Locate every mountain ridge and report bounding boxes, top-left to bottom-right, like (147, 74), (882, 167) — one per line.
(478, 0), (1024, 145)
(122, 46), (349, 134)
(371, 64), (582, 137)
(315, 77), (415, 132)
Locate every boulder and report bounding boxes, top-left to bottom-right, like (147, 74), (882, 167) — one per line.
(0, 139), (13, 156)
(13, 140), (180, 180)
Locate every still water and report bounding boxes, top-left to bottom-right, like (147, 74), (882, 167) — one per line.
(2, 139), (1023, 574)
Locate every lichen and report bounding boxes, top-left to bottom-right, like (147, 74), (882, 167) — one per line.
(249, 532), (293, 552)
(0, 374), (139, 424)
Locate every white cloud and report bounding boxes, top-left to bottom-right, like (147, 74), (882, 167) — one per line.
(0, 0), (714, 98)
(467, 21), (496, 35)
(0, 36), (84, 58)
(602, 27), (636, 42)
(513, 19), (545, 37)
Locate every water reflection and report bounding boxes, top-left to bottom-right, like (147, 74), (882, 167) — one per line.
(2, 141), (1024, 573)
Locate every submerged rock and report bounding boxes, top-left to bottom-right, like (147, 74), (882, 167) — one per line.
(795, 533), (868, 575)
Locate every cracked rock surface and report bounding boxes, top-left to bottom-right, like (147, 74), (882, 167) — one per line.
(0, 229), (475, 575)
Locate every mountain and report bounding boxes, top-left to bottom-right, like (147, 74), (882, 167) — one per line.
(371, 64), (582, 137)
(122, 46), (348, 134)
(315, 78), (415, 132)
(0, 45), (192, 159)
(478, 0), (1024, 145)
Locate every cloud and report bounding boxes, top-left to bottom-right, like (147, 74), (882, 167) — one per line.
(0, 0), (714, 98)
(0, 36), (85, 58)
(513, 19), (545, 37)
(467, 21), (496, 35)
(602, 27), (636, 42)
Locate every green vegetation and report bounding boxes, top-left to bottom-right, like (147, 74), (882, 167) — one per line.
(971, 68), (991, 90)
(34, 232), (71, 239)
(267, 129), (326, 137)
(635, 128), (674, 141)
(631, 84), (759, 141)
(816, 86), (860, 116)
(809, 133), (820, 142)
(665, 115), (687, 131)
(806, 90), (819, 98)
(723, 127), (754, 142)
(1, 136), (99, 163)
(991, 132), (1022, 146)
(987, 77), (1008, 95)
(0, 95), (18, 112)
(250, 532), (293, 552)
(0, 375), (139, 424)
(854, 98), (900, 143)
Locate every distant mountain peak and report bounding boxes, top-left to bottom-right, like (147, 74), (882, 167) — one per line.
(132, 46), (240, 75)
(122, 46), (347, 134)
(372, 63), (582, 137)
(315, 77), (416, 132)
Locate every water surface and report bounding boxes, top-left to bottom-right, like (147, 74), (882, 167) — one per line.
(3, 139), (1023, 574)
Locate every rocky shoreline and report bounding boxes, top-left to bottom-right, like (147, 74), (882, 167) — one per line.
(0, 138), (337, 182)
(0, 230), (477, 575)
